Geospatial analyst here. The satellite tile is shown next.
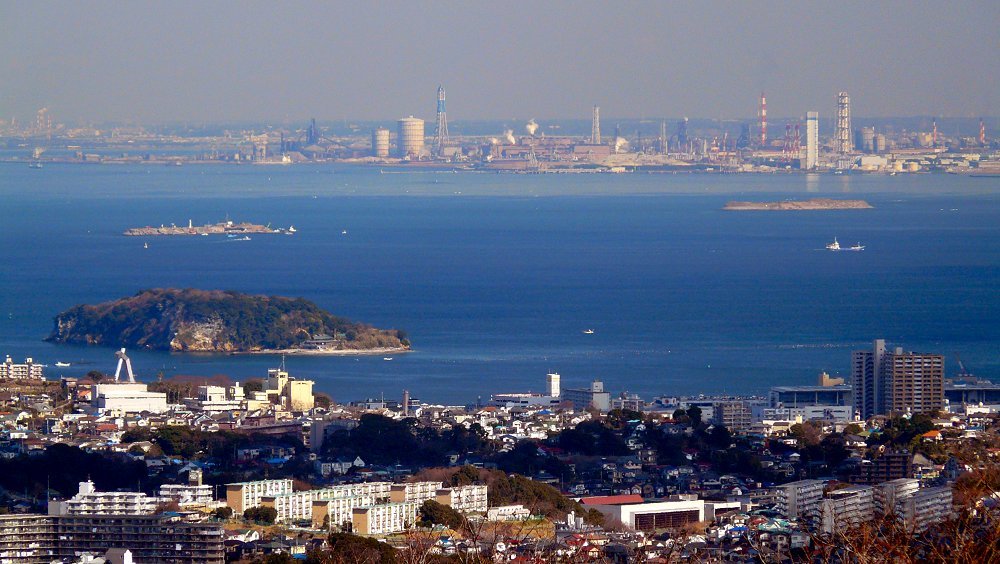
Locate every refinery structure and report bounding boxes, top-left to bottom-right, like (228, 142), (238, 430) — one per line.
(2, 87), (997, 175)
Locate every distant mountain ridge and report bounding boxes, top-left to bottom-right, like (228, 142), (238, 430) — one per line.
(46, 288), (409, 353)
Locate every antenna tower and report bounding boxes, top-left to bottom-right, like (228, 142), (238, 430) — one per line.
(980, 118), (986, 145)
(836, 92), (852, 154)
(591, 105), (601, 144)
(434, 85), (449, 154)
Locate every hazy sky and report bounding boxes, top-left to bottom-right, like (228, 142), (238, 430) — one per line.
(2, 1), (997, 124)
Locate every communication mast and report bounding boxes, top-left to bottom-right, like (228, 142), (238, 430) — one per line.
(836, 92), (852, 154)
(434, 85), (449, 154)
(980, 118), (986, 145)
(591, 105), (601, 145)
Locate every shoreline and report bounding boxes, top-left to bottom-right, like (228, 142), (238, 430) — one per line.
(229, 346), (411, 357)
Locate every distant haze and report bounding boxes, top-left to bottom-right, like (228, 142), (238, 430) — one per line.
(2, 1), (997, 124)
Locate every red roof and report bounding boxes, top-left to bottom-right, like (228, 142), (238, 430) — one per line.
(579, 494), (644, 506)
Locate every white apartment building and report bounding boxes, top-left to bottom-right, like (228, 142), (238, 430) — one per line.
(900, 486), (953, 533)
(0, 356), (44, 379)
(873, 479), (952, 532)
(487, 504), (531, 521)
(159, 484), (214, 506)
(262, 482), (393, 523)
(225, 479), (293, 514)
(774, 479), (825, 523)
(873, 478), (920, 515)
(181, 384), (244, 413)
(311, 493), (384, 529)
(390, 481), (443, 503)
(352, 502), (420, 536)
(435, 485), (488, 514)
(820, 485), (874, 535)
(48, 480), (167, 516)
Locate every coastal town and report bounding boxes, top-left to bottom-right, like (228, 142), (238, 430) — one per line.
(0, 338), (997, 562)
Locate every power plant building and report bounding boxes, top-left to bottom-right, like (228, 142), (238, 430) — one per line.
(397, 116), (425, 158)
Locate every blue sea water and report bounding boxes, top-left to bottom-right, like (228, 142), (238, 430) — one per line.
(0, 163), (997, 404)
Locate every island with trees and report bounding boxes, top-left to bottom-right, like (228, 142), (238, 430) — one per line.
(46, 288), (410, 354)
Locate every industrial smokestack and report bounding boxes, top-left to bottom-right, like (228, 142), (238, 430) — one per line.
(525, 119), (539, 136)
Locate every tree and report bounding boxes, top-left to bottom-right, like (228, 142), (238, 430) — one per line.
(212, 506), (233, 520)
(243, 505), (277, 524)
(418, 499), (465, 529)
(686, 405), (703, 427)
(85, 370), (106, 383)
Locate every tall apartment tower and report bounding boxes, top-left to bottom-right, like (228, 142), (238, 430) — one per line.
(546, 373), (561, 398)
(885, 351), (944, 415)
(852, 339), (887, 419)
(805, 111), (819, 169)
(852, 340), (945, 418)
(591, 106), (601, 145)
(836, 92), (852, 154)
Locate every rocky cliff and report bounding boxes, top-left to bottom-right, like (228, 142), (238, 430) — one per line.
(47, 288), (409, 352)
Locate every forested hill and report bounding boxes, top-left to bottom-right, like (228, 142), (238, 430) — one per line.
(46, 288), (409, 352)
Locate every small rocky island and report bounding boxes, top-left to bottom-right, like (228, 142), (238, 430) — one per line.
(723, 198), (873, 211)
(46, 289), (409, 354)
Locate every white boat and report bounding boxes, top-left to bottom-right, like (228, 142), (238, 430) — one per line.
(582, 329), (595, 334)
(826, 238), (841, 251)
(342, 230), (348, 235)
(54, 362), (71, 368)
(287, 226), (296, 233)
(235, 236), (251, 241)
(143, 242), (149, 249)
(383, 357), (393, 361)
(847, 243), (865, 251)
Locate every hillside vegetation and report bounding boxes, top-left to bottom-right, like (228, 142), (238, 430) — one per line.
(46, 288), (409, 352)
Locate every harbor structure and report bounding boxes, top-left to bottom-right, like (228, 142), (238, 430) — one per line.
(397, 116), (425, 158)
(372, 127), (390, 158)
(804, 111), (819, 169)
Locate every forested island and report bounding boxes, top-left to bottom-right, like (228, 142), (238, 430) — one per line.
(46, 288), (409, 354)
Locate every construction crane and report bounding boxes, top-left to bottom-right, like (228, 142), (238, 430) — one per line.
(113, 348), (137, 383)
(954, 352), (971, 379)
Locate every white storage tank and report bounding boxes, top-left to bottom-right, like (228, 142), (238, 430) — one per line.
(397, 116), (425, 158)
(372, 127), (390, 158)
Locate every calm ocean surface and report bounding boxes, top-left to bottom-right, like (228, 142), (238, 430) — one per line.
(0, 164), (997, 404)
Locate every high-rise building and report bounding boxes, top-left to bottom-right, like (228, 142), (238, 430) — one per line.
(804, 111), (819, 169)
(852, 339), (887, 419)
(852, 340), (944, 418)
(836, 92), (852, 154)
(885, 351), (944, 415)
(546, 372), (560, 398)
(774, 479), (825, 525)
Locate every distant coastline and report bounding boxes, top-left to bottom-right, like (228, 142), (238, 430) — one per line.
(723, 198), (873, 211)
